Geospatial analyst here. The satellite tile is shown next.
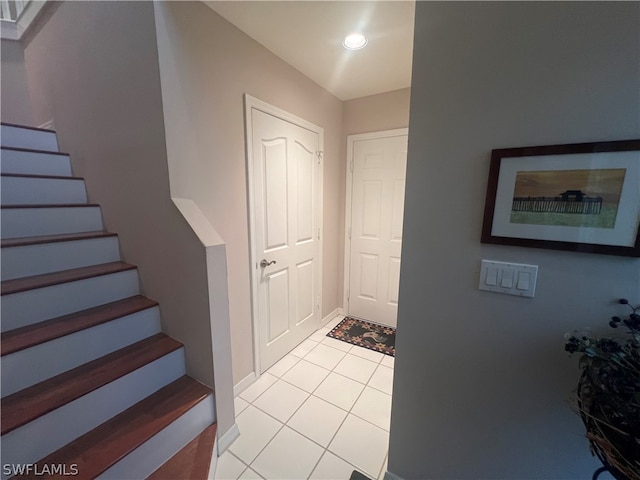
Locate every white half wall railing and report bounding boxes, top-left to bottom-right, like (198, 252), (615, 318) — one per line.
(171, 198), (239, 454)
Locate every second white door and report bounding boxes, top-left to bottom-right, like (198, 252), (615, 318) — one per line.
(346, 130), (408, 327)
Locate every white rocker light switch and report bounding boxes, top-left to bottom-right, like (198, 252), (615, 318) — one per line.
(486, 267), (498, 286)
(501, 269), (514, 288)
(517, 272), (530, 291)
(479, 260), (538, 298)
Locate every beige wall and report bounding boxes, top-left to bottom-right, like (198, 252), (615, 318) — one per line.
(343, 87), (411, 135)
(154, 2), (344, 384)
(390, 2), (640, 478)
(9, 0), (411, 393)
(22, 1), (216, 388)
(1, 39), (33, 124)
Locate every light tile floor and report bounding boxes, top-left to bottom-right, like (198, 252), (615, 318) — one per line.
(216, 315), (394, 480)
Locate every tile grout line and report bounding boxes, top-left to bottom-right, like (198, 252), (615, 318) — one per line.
(235, 316), (392, 480)
(246, 363), (389, 477)
(322, 335), (392, 477)
(241, 355), (332, 477)
(308, 336), (391, 477)
(266, 340), (393, 428)
(321, 364), (387, 477)
(223, 450), (256, 480)
(313, 317), (394, 476)
(242, 414), (287, 477)
(378, 453), (389, 480)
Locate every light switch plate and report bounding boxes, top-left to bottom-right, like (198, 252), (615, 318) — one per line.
(479, 260), (538, 298)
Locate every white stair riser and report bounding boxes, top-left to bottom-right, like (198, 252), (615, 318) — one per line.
(1, 206), (103, 239)
(98, 395), (216, 480)
(1, 307), (161, 397)
(1, 125), (59, 152)
(1, 149), (72, 176)
(0, 349), (186, 478)
(1, 176), (87, 205)
(1, 270), (139, 332)
(1, 237), (120, 281)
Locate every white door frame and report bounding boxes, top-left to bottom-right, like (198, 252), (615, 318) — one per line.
(244, 94), (324, 376)
(343, 128), (408, 317)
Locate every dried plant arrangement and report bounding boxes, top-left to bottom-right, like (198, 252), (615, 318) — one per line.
(565, 299), (640, 480)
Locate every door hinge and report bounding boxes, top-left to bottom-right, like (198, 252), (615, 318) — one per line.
(347, 289), (350, 301)
(317, 227), (321, 240)
(348, 226), (352, 239)
(349, 159), (354, 172)
(316, 151), (323, 164)
(316, 296), (320, 311)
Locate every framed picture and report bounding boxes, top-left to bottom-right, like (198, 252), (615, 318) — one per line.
(481, 139), (640, 257)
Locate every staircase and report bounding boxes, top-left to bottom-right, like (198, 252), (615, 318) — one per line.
(0, 123), (217, 479)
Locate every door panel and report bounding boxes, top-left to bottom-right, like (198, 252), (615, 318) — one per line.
(267, 268), (289, 342)
(391, 180), (405, 240)
(296, 260), (314, 324)
(263, 138), (288, 250)
(387, 257), (401, 305)
(365, 152), (383, 169)
(296, 142), (314, 243)
(348, 132), (408, 326)
(362, 181), (383, 238)
(252, 108), (321, 372)
(359, 253), (379, 299)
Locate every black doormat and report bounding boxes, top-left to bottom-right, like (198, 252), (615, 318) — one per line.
(327, 317), (396, 357)
(350, 470), (373, 480)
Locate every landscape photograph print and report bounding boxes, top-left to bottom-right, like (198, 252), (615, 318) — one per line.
(510, 168), (626, 229)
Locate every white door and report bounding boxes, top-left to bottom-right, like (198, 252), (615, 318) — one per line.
(345, 130), (408, 327)
(247, 98), (323, 373)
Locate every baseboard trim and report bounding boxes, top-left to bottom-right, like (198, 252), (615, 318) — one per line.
(208, 436), (218, 480)
(217, 423), (240, 455)
(322, 308), (343, 326)
(384, 470), (404, 480)
(233, 371), (257, 397)
(233, 309), (343, 397)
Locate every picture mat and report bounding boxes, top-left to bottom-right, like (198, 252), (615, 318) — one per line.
(492, 150), (639, 247)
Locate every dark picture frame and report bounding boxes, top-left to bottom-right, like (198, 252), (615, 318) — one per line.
(481, 139), (640, 257)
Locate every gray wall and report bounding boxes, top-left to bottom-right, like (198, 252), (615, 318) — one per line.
(1, 39), (32, 124)
(389, 2), (640, 479)
(22, 1), (216, 388)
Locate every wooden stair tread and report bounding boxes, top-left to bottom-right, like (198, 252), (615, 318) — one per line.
(1, 231), (117, 248)
(1, 295), (158, 356)
(11, 376), (212, 480)
(1, 333), (182, 435)
(1, 121), (56, 133)
(147, 423), (217, 480)
(1, 261), (136, 296)
(1, 173), (83, 180)
(1, 203), (99, 209)
(0, 145), (69, 156)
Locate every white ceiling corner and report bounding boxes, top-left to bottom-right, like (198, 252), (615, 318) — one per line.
(204, 1), (415, 101)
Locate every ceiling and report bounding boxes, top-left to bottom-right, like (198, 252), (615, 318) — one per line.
(205, 1), (415, 101)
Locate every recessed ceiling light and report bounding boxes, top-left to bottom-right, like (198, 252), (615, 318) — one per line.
(343, 33), (368, 50)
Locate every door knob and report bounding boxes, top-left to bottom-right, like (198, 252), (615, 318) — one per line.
(260, 259), (277, 268)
